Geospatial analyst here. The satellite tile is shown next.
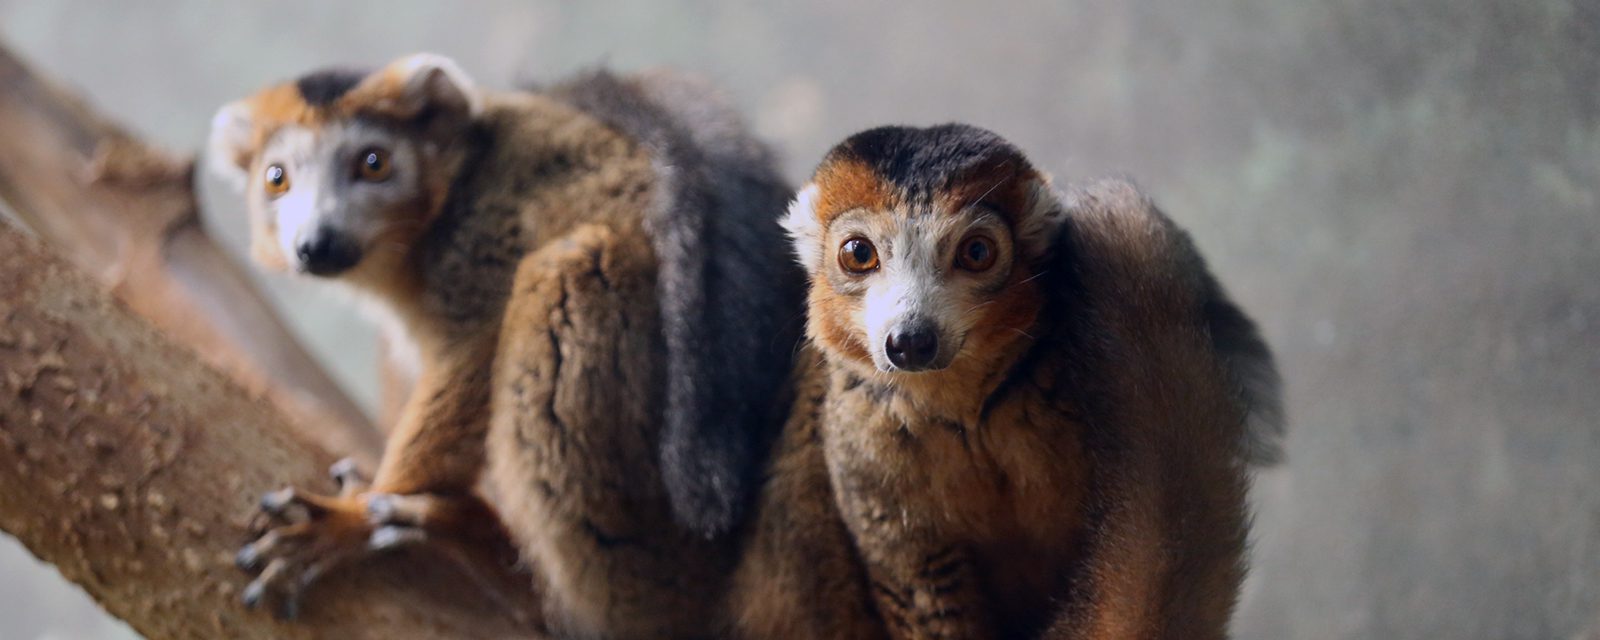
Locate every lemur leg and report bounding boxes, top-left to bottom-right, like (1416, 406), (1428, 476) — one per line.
(838, 490), (994, 640)
(487, 223), (730, 638)
(827, 422), (995, 640)
(237, 336), (528, 620)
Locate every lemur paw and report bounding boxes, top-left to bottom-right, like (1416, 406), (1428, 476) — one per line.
(236, 486), (429, 620)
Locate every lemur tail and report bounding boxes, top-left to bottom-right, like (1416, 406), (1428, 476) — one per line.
(549, 70), (804, 538)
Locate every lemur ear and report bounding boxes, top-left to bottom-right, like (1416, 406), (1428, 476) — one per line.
(781, 183), (824, 272)
(368, 53), (481, 122)
(1016, 175), (1068, 262)
(206, 100), (255, 189)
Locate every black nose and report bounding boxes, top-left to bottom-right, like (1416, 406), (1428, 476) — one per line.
(885, 323), (939, 371)
(296, 227), (362, 276)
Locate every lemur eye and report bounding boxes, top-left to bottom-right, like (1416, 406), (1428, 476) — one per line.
(838, 238), (880, 274)
(264, 164), (290, 197)
(356, 147), (393, 182)
(956, 235), (997, 271)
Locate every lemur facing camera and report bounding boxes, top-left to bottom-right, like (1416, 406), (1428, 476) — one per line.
(784, 125), (1284, 639)
(209, 54), (808, 635)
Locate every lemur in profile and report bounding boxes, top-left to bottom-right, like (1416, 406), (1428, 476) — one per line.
(209, 53), (811, 635)
(783, 124), (1284, 639)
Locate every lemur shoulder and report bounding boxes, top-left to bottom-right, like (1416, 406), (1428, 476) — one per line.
(783, 124), (1283, 639)
(211, 54), (809, 635)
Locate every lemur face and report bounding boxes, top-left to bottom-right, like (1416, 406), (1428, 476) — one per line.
(208, 54), (480, 279)
(786, 125), (1065, 375)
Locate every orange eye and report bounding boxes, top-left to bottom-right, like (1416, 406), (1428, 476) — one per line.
(264, 164), (290, 197)
(955, 235), (997, 271)
(838, 238), (880, 274)
(356, 147), (392, 182)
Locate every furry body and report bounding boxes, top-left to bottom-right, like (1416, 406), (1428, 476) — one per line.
(786, 125), (1282, 639)
(214, 56), (813, 636)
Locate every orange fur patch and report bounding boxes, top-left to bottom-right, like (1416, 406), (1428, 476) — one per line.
(236, 59), (419, 157)
(237, 82), (327, 161)
(812, 157), (897, 225)
(807, 283), (873, 366)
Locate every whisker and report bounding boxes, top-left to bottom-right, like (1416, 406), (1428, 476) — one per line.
(768, 307), (812, 352)
(969, 169), (1012, 208)
(994, 269), (1050, 296)
(1014, 269), (1049, 286)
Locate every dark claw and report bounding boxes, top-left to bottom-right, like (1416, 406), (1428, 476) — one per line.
(276, 594), (301, 621)
(236, 544), (262, 572)
(366, 493), (396, 524)
(241, 579), (266, 610)
(370, 524), (426, 551)
(259, 487), (297, 515)
(329, 457), (363, 488)
(246, 508), (282, 537)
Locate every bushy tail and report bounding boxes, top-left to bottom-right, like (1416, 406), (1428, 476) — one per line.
(549, 70), (804, 537)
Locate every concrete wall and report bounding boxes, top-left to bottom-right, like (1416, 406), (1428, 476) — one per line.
(1, 2), (1595, 638)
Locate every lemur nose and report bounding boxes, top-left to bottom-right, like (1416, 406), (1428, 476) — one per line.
(296, 227), (362, 277)
(885, 324), (939, 371)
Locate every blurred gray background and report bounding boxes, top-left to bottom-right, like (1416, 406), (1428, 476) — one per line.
(1, 1), (1596, 638)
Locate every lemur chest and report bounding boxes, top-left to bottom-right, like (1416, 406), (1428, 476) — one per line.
(830, 374), (1091, 560)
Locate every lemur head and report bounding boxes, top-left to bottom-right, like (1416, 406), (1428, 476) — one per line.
(208, 54), (481, 280)
(784, 124), (1066, 376)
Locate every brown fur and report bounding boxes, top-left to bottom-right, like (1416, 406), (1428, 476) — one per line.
(223, 58), (869, 637)
(487, 221), (735, 636)
(721, 347), (886, 640)
(799, 128), (1260, 639)
(1038, 180), (1251, 640)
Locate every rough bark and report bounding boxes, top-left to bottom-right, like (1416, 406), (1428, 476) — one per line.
(0, 223), (540, 639)
(0, 42), (381, 460)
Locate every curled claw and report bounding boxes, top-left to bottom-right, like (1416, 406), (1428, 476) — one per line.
(241, 552), (355, 621)
(329, 457), (370, 496)
(241, 558), (299, 618)
(237, 522), (313, 571)
(365, 493), (402, 525)
(259, 487), (301, 516)
(369, 524), (428, 551)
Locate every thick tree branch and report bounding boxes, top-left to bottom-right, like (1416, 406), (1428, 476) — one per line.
(0, 223), (540, 639)
(0, 42), (381, 460)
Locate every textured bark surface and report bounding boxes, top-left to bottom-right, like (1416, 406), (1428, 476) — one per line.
(0, 223), (539, 639)
(0, 43), (380, 461)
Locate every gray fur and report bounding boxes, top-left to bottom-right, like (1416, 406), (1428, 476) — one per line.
(547, 71), (805, 537)
(1201, 272), (1286, 466)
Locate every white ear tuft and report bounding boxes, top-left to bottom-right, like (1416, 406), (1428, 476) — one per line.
(206, 100), (255, 190)
(1017, 175), (1067, 262)
(782, 183), (824, 272)
(392, 53), (481, 119)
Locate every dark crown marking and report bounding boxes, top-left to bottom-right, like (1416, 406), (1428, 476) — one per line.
(823, 123), (1036, 208)
(294, 67), (370, 107)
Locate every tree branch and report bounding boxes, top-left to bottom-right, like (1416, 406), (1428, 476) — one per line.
(0, 42), (381, 460)
(0, 222), (540, 638)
